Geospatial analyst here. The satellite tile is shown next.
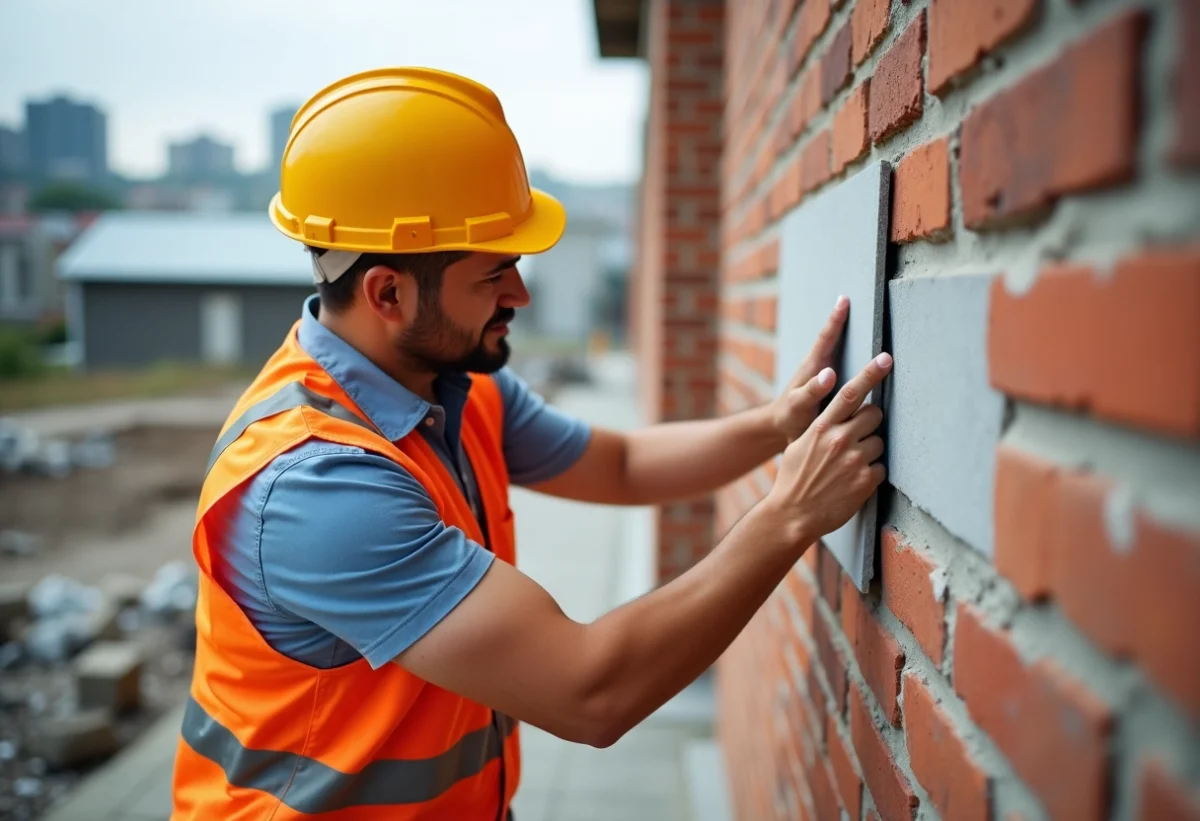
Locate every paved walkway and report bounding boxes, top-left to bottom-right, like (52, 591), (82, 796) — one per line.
(40, 353), (734, 821)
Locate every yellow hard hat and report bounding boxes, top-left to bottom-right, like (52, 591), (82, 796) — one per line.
(269, 67), (566, 258)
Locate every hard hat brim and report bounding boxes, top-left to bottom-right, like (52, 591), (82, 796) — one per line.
(469, 187), (567, 256)
(268, 187), (567, 257)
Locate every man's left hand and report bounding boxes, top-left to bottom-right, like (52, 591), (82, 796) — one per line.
(768, 295), (850, 444)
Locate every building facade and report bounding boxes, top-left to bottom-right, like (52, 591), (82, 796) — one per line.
(595, 1), (1200, 820)
(168, 134), (236, 180)
(24, 95), (108, 183)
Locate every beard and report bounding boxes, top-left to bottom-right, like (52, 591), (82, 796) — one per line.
(397, 303), (516, 375)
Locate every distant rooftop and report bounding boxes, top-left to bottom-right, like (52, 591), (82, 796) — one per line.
(57, 210), (313, 286)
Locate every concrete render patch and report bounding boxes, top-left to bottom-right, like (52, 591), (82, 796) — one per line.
(884, 272), (1006, 558)
(775, 160), (891, 592)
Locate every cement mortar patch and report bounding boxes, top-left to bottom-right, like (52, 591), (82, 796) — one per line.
(1113, 685), (1200, 821)
(884, 272), (1005, 557)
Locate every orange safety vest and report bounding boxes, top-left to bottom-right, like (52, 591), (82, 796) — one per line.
(170, 320), (520, 820)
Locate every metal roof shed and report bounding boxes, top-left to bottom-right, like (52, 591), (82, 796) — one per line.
(57, 211), (316, 370)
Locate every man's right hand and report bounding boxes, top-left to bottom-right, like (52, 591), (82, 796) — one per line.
(765, 352), (892, 543)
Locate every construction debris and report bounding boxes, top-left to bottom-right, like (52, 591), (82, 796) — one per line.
(74, 641), (143, 714)
(0, 420), (116, 478)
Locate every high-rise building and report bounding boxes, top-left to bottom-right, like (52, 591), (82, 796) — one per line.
(270, 104), (299, 175)
(24, 95), (108, 182)
(168, 134), (236, 179)
(0, 126), (26, 176)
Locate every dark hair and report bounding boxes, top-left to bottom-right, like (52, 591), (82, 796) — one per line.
(308, 247), (470, 314)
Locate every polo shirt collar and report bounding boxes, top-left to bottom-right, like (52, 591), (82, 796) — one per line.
(295, 294), (472, 442)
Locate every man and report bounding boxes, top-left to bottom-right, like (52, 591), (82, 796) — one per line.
(170, 67), (891, 820)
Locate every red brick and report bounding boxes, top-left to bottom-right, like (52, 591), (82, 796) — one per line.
(827, 717), (863, 820)
(988, 249), (1200, 439)
(853, 602), (905, 726)
(903, 672), (990, 821)
(808, 750), (842, 821)
(816, 543), (841, 612)
(850, 683), (919, 821)
(791, 0), (831, 74)
(786, 564), (816, 630)
(890, 137), (951, 243)
(869, 12), (925, 144)
(992, 446), (1057, 601)
(1048, 469), (1200, 720)
(960, 11), (1146, 228)
(953, 604), (1113, 821)
(792, 68), (822, 137)
(852, 0), (891, 66)
(840, 574), (860, 647)
(821, 20), (853, 105)
(806, 666), (830, 741)
(880, 528), (946, 666)
(928, 0), (1038, 94)
(1173, 0), (1200, 166)
(753, 296), (778, 332)
(832, 82), (870, 174)
(813, 609), (847, 712)
(800, 129), (832, 194)
(1136, 758), (1200, 821)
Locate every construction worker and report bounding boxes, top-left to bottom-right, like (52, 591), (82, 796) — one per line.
(170, 67), (891, 820)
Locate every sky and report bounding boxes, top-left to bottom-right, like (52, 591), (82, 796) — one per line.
(0, 0), (649, 185)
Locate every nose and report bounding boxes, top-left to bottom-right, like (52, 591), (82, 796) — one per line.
(500, 269), (531, 308)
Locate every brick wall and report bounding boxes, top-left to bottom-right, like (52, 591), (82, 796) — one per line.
(637, 0), (1200, 819)
(634, 0), (726, 583)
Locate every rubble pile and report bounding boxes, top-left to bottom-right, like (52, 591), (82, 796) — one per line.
(0, 420), (116, 479)
(0, 562), (198, 820)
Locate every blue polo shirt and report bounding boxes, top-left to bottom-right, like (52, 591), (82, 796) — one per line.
(213, 295), (591, 669)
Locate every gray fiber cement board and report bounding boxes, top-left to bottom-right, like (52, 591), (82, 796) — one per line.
(885, 273), (1006, 557)
(775, 160), (891, 593)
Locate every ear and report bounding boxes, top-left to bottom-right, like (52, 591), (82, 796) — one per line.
(361, 264), (419, 326)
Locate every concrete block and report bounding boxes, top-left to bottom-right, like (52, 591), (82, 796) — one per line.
(29, 709), (119, 770)
(885, 273), (1006, 556)
(776, 160), (892, 592)
(0, 582), (30, 640)
(98, 573), (146, 609)
(74, 640), (143, 714)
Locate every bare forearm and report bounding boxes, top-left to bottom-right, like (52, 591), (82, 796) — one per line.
(621, 405), (785, 505)
(578, 500), (809, 745)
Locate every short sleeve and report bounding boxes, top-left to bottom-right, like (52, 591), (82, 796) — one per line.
(494, 367), (591, 485)
(257, 447), (495, 669)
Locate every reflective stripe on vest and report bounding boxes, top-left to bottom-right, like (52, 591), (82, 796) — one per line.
(181, 695), (516, 812)
(205, 380), (382, 477)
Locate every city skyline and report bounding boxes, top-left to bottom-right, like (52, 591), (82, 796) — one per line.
(1, 0), (649, 185)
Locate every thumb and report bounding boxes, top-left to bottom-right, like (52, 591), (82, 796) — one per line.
(781, 367), (836, 438)
(796, 367), (836, 408)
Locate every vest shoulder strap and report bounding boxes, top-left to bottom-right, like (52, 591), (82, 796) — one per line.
(205, 381), (381, 479)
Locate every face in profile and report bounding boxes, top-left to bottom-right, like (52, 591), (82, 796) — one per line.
(395, 253), (527, 375)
